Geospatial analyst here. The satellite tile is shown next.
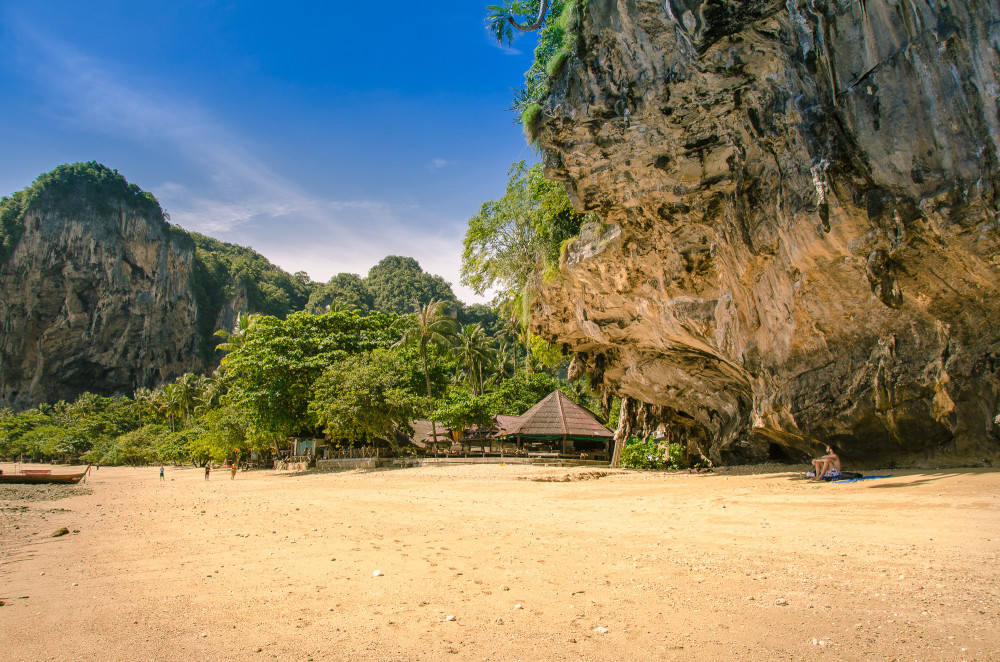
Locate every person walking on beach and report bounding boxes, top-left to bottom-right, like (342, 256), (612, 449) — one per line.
(230, 465), (237, 480)
(159, 466), (165, 481)
(205, 464), (211, 481)
(810, 445), (841, 481)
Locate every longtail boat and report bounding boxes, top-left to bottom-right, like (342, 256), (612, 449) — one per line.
(0, 465), (91, 485)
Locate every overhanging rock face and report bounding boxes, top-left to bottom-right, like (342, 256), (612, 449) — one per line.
(531, 0), (1000, 465)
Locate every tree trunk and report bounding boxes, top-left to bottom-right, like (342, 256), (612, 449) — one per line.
(611, 397), (634, 467)
(422, 345), (439, 459)
(507, 0), (549, 31)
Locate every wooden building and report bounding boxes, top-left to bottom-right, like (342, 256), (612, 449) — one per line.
(497, 390), (614, 458)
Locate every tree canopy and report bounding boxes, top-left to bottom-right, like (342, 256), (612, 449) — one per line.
(310, 347), (429, 449)
(461, 161), (586, 302)
(306, 272), (374, 313)
(221, 310), (400, 442)
(366, 256), (458, 315)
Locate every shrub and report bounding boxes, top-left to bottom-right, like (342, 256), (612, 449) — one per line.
(618, 436), (682, 470)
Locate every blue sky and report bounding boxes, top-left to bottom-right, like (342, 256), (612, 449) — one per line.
(0, 2), (542, 303)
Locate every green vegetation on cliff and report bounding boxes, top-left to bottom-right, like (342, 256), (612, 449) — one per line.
(0, 190), (27, 265)
(487, 0), (587, 127)
(0, 161), (166, 264)
(365, 255), (459, 315)
(0, 162), (316, 359)
(189, 233), (312, 357)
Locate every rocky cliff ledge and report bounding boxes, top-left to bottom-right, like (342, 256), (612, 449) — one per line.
(530, 0), (1000, 465)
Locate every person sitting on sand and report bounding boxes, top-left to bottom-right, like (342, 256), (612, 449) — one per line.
(810, 445), (841, 481)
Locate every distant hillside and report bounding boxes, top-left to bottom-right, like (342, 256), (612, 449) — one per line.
(0, 162), (496, 410)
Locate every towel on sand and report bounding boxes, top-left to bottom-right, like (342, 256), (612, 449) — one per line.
(833, 474), (892, 483)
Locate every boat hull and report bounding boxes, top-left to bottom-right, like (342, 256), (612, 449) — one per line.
(0, 467), (89, 485)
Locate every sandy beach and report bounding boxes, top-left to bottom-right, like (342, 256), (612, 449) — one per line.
(1, 462), (998, 661)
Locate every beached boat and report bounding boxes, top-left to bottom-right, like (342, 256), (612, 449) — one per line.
(0, 465), (91, 485)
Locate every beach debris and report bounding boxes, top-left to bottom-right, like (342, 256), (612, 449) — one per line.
(445, 615), (457, 621)
(593, 626), (609, 634)
(51, 527), (69, 537)
(775, 597), (789, 606)
(499, 584), (510, 591)
(372, 570), (383, 577)
(513, 603), (522, 610)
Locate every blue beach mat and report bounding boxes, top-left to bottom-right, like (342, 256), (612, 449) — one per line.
(833, 474), (893, 483)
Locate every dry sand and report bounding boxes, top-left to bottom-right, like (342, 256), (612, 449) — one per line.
(1, 462), (998, 661)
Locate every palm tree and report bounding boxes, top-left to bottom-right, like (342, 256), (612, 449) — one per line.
(134, 387), (155, 426)
(454, 324), (493, 396)
(393, 299), (458, 455)
(195, 370), (226, 416)
(493, 341), (516, 381)
(496, 300), (525, 374)
(155, 385), (180, 432)
(488, 0), (550, 46)
(214, 312), (261, 367)
(173, 373), (203, 425)
(326, 299), (356, 313)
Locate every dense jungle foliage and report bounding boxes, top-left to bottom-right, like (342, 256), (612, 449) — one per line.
(0, 305), (604, 465)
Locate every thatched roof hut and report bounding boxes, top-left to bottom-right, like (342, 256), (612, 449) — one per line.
(409, 419), (452, 453)
(500, 390), (613, 456)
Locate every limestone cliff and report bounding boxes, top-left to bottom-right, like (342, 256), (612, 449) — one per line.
(0, 186), (203, 409)
(530, 0), (1000, 465)
(0, 163), (308, 410)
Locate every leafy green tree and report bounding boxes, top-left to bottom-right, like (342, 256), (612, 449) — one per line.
(432, 388), (499, 431)
(90, 425), (158, 466)
(223, 310), (399, 441)
(310, 347), (427, 450)
(366, 256), (458, 315)
(195, 406), (251, 460)
(306, 273), (373, 313)
(492, 372), (561, 415)
(462, 161), (586, 303)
